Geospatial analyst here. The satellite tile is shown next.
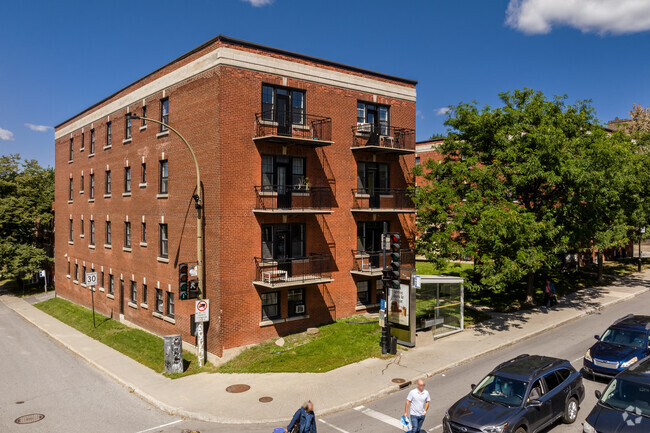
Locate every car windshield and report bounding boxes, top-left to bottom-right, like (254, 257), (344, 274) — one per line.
(600, 328), (647, 348)
(601, 378), (650, 417)
(472, 375), (527, 407)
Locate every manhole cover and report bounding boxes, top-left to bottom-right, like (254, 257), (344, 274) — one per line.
(259, 396), (273, 403)
(392, 378), (406, 383)
(15, 414), (45, 424)
(225, 384), (250, 393)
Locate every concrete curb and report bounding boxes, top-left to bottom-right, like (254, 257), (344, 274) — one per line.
(3, 283), (649, 424)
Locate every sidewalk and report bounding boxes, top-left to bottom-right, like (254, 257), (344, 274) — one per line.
(2, 270), (649, 424)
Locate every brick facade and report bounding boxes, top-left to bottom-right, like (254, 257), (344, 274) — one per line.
(54, 36), (417, 357)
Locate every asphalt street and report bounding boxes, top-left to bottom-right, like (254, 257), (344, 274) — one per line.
(3, 290), (650, 433)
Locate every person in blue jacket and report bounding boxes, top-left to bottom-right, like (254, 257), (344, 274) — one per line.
(286, 401), (317, 433)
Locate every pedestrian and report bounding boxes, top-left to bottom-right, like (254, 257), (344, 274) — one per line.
(286, 400), (317, 433)
(404, 379), (430, 433)
(544, 279), (557, 308)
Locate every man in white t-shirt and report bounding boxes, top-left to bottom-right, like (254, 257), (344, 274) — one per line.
(404, 379), (431, 433)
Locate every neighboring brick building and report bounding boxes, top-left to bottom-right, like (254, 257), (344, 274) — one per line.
(414, 138), (444, 187)
(54, 35), (417, 358)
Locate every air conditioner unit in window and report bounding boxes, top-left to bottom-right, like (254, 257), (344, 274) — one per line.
(295, 304), (305, 314)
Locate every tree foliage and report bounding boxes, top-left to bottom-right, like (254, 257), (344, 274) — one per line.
(414, 89), (645, 301)
(0, 154), (54, 287)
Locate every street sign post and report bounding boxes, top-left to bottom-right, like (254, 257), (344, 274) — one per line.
(39, 270), (47, 294)
(195, 299), (209, 323)
(85, 272), (98, 328)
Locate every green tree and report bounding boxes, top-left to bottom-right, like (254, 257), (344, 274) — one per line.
(0, 154), (54, 289)
(414, 89), (635, 303)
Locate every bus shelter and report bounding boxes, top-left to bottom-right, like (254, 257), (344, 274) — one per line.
(416, 275), (464, 339)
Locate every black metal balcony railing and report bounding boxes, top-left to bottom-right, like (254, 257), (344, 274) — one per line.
(351, 249), (416, 274)
(351, 188), (414, 210)
(352, 124), (415, 152)
(254, 185), (332, 211)
(255, 111), (332, 143)
(254, 254), (333, 286)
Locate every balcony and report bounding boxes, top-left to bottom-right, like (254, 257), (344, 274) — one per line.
(253, 185), (333, 214)
(254, 254), (333, 289)
(351, 188), (415, 213)
(351, 249), (416, 277)
(254, 112), (333, 147)
(351, 124), (415, 154)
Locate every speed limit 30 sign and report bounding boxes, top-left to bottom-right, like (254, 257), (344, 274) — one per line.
(85, 272), (98, 287)
(195, 299), (209, 323)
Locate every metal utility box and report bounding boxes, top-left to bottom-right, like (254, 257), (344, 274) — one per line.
(163, 334), (184, 374)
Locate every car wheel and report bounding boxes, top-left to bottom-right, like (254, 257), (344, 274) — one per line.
(514, 427), (526, 433)
(563, 397), (579, 424)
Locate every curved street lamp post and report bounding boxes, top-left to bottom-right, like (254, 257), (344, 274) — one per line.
(127, 113), (206, 367)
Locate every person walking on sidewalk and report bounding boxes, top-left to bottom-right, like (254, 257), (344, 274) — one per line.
(286, 401), (317, 433)
(543, 279), (557, 309)
(404, 379), (431, 433)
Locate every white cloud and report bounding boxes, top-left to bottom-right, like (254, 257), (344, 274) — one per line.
(416, 110), (424, 119)
(0, 127), (14, 141)
(241, 0), (273, 6)
(506, 0), (650, 35)
(24, 123), (52, 132)
(435, 107), (450, 116)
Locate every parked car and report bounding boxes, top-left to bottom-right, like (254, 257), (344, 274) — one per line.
(443, 354), (585, 433)
(583, 356), (650, 433)
(583, 314), (650, 378)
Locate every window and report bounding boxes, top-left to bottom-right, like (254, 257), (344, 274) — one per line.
(125, 115), (132, 140)
(261, 223), (305, 260)
(105, 221), (111, 245)
(80, 174), (84, 192)
(69, 138), (74, 161)
(357, 281), (370, 305)
(106, 122), (112, 147)
(357, 221), (389, 252)
(69, 218), (73, 241)
(89, 174), (95, 199)
(142, 284), (148, 305)
(105, 170), (111, 195)
(155, 289), (163, 313)
(67, 261), (70, 276)
(160, 98), (169, 131)
(75, 264), (79, 281)
(261, 291), (280, 320)
(260, 154), (306, 190)
(141, 222), (147, 244)
(130, 281), (137, 303)
(141, 162), (146, 184)
(159, 160), (168, 194)
(555, 368), (571, 383)
(90, 220), (95, 245)
(124, 166), (131, 193)
(357, 102), (389, 135)
(261, 85), (305, 125)
(80, 132), (85, 151)
(166, 292), (174, 318)
(288, 288), (305, 317)
(124, 221), (131, 248)
(80, 219), (84, 237)
(109, 274), (114, 295)
(69, 178), (74, 200)
(141, 106), (147, 126)
(415, 156), (421, 165)
(100, 271), (104, 288)
(82, 266), (86, 284)
(543, 371), (562, 392)
(159, 223), (168, 258)
(357, 162), (390, 193)
(90, 129), (95, 154)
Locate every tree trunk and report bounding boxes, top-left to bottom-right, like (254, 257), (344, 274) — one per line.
(597, 251), (603, 284)
(525, 272), (536, 305)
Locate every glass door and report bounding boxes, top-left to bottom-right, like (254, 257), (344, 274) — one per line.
(275, 90), (291, 136)
(276, 161), (292, 209)
(274, 228), (292, 277)
(367, 165), (380, 208)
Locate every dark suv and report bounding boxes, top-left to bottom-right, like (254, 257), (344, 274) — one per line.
(583, 356), (650, 432)
(583, 315), (650, 378)
(443, 354), (585, 433)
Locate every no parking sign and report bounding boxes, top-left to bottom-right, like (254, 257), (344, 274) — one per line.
(194, 299), (209, 323)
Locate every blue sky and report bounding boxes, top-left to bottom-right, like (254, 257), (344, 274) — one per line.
(2, 0), (650, 168)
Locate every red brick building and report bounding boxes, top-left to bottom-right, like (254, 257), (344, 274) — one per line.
(54, 35), (417, 358)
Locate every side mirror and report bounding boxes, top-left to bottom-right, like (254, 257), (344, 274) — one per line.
(594, 335), (600, 340)
(470, 384), (476, 390)
(595, 390), (602, 400)
(528, 399), (542, 407)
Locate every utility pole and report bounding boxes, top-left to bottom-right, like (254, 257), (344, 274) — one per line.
(127, 113), (206, 367)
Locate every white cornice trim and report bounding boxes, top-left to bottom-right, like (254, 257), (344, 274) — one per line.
(55, 47), (416, 139)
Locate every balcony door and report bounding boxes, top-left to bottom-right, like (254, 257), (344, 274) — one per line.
(358, 221), (388, 267)
(275, 90), (291, 136)
(276, 158), (292, 209)
(366, 165), (381, 208)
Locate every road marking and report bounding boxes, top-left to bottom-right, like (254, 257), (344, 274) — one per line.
(354, 405), (403, 429)
(320, 418), (351, 433)
(573, 356), (584, 363)
(429, 424), (443, 431)
(134, 419), (182, 433)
